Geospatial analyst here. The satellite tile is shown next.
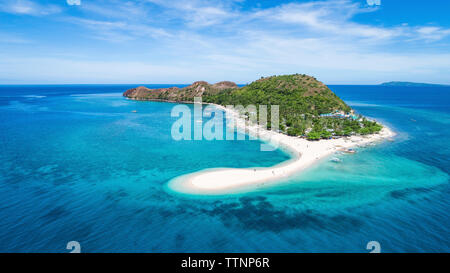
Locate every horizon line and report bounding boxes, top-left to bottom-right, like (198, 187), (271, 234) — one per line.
(0, 82), (448, 86)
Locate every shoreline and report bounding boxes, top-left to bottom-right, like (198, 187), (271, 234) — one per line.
(168, 103), (396, 195)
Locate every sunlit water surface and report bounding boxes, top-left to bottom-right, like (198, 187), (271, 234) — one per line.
(0, 84), (448, 252)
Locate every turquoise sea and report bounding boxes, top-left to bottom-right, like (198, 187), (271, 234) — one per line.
(0, 84), (449, 252)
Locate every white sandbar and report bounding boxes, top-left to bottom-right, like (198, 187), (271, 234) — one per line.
(168, 104), (396, 195)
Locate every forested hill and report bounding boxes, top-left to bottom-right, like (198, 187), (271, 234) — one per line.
(203, 74), (350, 116)
(124, 74), (383, 139)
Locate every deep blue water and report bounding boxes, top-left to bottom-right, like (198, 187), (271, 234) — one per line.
(0, 84), (449, 252)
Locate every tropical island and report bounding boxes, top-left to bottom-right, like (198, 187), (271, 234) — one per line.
(124, 74), (383, 141)
(381, 81), (448, 87)
(123, 74), (395, 195)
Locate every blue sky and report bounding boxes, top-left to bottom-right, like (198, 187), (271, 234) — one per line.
(0, 0), (450, 84)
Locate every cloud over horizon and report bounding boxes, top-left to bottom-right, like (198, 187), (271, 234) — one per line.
(0, 0), (449, 84)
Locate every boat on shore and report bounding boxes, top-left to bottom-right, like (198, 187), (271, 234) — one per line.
(340, 148), (356, 154)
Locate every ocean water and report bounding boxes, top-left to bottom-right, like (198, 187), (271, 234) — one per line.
(0, 84), (449, 253)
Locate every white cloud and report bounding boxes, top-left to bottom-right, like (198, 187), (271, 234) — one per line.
(250, 0), (450, 44)
(414, 26), (450, 41)
(1, 0), (450, 84)
(249, 1), (400, 41)
(0, 32), (31, 44)
(66, 17), (172, 42)
(0, 0), (61, 16)
(80, 1), (147, 19)
(146, 0), (237, 27)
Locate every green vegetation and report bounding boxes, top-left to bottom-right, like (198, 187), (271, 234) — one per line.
(203, 74), (350, 115)
(203, 74), (382, 139)
(303, 117), (383, 140)
(124, 74), (384, 140)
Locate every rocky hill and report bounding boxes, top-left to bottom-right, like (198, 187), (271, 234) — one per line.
(124, 81), (238, 102)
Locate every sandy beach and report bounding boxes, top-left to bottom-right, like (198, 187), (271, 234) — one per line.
(168, 104), (396, 195)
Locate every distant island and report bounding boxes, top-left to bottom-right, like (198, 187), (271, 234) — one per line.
(124, 74), (383, 140)
(381, 81), (448, 87)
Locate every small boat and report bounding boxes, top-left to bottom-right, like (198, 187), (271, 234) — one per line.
(131, 110), (138, 113)
(331, 157), (342, 163)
